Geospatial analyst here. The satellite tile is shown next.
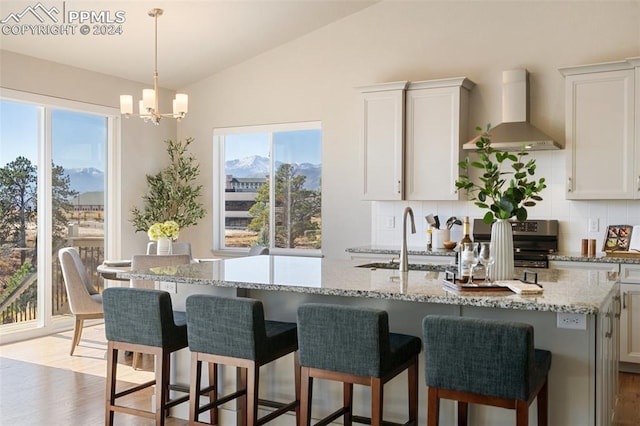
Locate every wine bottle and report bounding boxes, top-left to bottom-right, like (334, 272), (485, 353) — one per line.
(460, 216), (472, 246)
(458, 217), (473, 282)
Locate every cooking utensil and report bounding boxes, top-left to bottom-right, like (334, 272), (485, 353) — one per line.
(425, 214), (437, 229)
(446, 216), (457, 229)
(434, 215), (440, 229)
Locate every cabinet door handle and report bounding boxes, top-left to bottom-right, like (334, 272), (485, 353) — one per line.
(605, 312), (612, 338)
(397, 180), (401, 194)
(637, 176), (640, 192)
(614, 294), (621, 318)
(623, 292), (627, 309)
(567, 177), (572, 193)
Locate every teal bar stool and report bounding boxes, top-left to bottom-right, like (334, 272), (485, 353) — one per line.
(422, 315), (552, 426)
(296, 303), (421, 426)
(186, 294), (300, 426)
(103, 287), (190, 426)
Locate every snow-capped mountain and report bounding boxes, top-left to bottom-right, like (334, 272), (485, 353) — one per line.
(225, 156), (321, 190)
(66, 167), (104, 193)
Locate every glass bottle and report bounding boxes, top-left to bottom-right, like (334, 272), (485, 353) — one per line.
(460, 216), (472, 246)
(459, 242), (474, 283)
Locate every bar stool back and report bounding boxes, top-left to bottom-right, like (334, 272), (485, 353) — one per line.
(422, 315), (552, 426)
(103, 287), (189, 426)
(296, 303), (421, 426)
(186, 294), (300, 426)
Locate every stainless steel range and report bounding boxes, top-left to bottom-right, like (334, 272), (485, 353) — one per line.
(472, 219), (559, 268)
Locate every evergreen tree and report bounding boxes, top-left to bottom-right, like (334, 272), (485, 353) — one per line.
(0, 156), (77, 264)
(248, 163), (320, 248)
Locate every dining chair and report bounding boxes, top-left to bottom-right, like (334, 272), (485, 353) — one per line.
(58, 247), (104, 356)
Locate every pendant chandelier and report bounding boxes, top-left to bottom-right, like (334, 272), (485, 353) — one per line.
(119, 8), (187, 125)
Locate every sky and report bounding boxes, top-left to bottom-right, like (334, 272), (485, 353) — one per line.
(1, 98), (320, 172)
(0, 100), (107, 170)
(223, 129), (322, 164)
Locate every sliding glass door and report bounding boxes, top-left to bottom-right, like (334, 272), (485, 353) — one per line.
(0, 94), (114, 337)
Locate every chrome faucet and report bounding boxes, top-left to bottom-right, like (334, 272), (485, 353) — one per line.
(400, 206), (416, 272)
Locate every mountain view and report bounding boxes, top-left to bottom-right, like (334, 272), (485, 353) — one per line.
(64, 156), (322, 195)
(225, 155), (321, 190)
(66, 167), (104, 193)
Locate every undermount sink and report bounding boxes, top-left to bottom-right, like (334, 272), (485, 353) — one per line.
(356, 262), (447, 272)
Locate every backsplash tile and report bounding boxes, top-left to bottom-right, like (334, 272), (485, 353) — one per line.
(371, 151), (640, 255)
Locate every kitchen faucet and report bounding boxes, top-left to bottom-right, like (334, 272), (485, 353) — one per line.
(400, 206), (416, 272)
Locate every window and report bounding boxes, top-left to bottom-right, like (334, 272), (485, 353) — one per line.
(0, 90), (118, 341)
(214, 122), (321, 253)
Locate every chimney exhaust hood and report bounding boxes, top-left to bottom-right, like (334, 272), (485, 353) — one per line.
(463, 69), (561, 151)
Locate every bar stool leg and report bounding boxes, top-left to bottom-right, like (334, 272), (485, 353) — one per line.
(427, 387), (439, 426)
(239, 368), (248, 426)
(457, 401), (468, 426)
(105, 343), (117, 426)
(246, 363), (259, 426)
(537, 378), (548, 426)
(155, 350), (168, 426)
(343, 382), (353, 426)
(208, 362), (218, 424)
(408, 357), (418, 425)
(189, 355), (202, 424)
(371, 378), (383, 426)
(294, 353), (301, 422)
(299, 367), (313, 426)
(515, 400), (529, 426)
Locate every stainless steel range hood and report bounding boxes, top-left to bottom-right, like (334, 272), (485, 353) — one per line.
(463, 69), (561, 151)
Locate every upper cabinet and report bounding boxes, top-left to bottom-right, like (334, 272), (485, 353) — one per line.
(560, 58), (639, 199)
(358, 81), (408, 201)
(357, 77), (475, 201)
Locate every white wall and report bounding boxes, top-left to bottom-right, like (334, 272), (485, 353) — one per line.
(178, 0), (640, 258)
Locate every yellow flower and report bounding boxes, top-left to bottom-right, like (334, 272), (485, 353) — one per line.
(147, 221), (180, 241)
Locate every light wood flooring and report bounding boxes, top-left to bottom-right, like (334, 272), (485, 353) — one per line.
(1, 324), (638, 425)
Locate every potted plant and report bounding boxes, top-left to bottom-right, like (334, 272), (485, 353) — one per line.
(130, 138), (206, 248)
(455, 124), (547, 280)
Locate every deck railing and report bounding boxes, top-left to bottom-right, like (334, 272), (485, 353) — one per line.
(0, 237), (104, 325)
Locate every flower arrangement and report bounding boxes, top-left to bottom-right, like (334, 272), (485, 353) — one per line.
(147, 220), (180, 241)
(455, 124), (547, 224)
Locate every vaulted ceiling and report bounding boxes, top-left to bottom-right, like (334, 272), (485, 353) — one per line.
(0, 1), (377, 89)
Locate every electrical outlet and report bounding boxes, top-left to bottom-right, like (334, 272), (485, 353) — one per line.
(557, 312), (587, 330)
(384, 216), (395, 229)
(157, 280), (177, 293)
(588, 218), (599, 233)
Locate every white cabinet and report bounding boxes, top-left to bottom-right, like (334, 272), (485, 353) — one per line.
(620, 264), (640, 364)
(560, 58), (639, 199)
(357, 77), (474, 201)
(404, 78), (474, 200)
(358, 81), (408, 200)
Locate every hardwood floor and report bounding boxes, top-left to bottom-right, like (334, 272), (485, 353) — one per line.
(1, 324), (638, 425)
(0, 324), (188, 425)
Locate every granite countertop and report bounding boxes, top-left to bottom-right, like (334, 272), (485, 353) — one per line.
(117, 255), (617, 315)
(346, 245), (640, 264)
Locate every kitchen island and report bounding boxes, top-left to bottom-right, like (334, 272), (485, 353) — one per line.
(117, 256), (619, 426)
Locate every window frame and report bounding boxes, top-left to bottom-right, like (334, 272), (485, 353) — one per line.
(213, 121), (322, 257)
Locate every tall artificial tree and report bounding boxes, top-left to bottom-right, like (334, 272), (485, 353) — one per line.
(130, 138), (206, 233)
